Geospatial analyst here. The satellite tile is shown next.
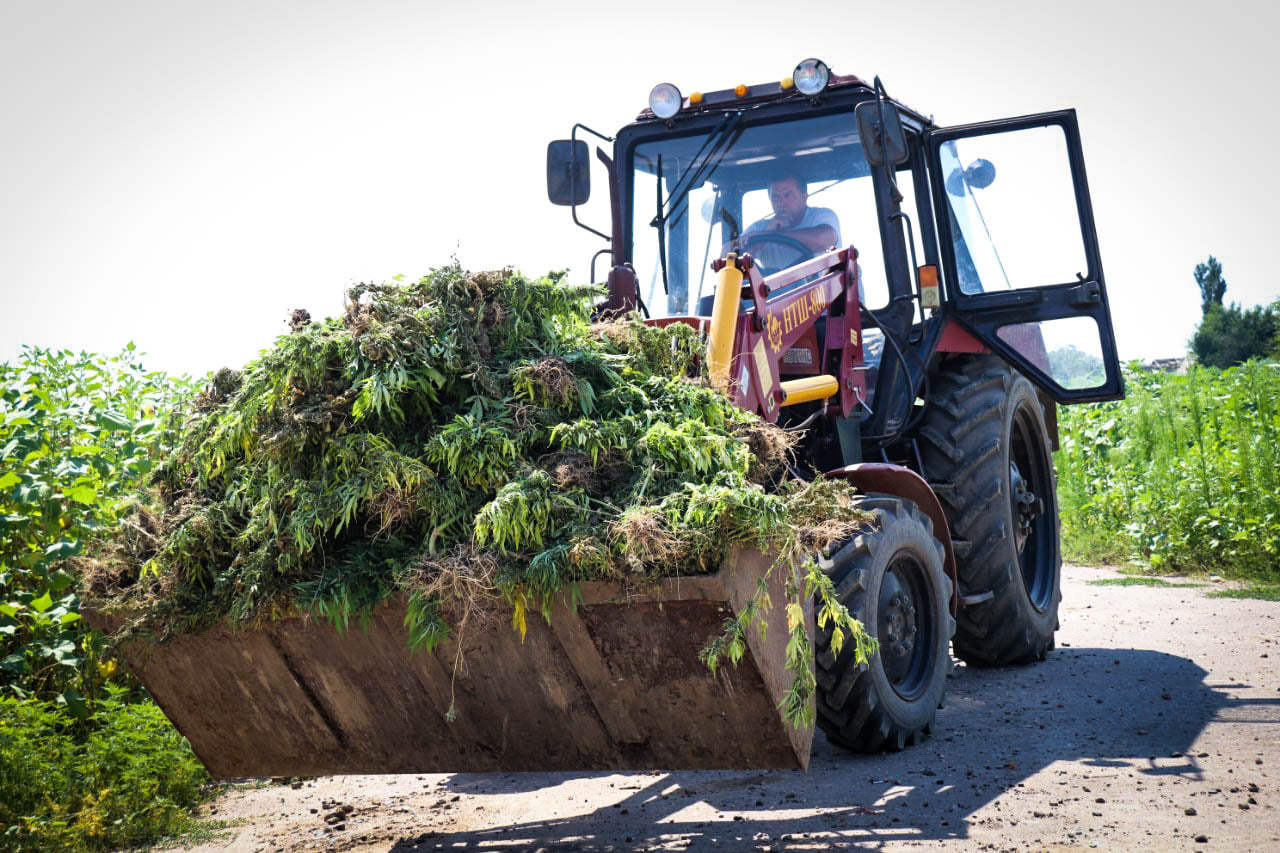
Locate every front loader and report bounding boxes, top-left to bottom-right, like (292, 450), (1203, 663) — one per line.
(95, 60), (1123, 774)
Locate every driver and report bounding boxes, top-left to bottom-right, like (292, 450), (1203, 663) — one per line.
(727, 172), (841, 271)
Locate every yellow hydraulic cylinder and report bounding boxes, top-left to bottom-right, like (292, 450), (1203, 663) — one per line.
(706, 256), (743, 392)
(779, 375), (839, 406)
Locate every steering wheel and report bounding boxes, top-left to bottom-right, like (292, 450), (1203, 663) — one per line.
(741, 232), (816, 273)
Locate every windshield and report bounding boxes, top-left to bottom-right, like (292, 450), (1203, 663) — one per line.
(630, 112), (901, 318)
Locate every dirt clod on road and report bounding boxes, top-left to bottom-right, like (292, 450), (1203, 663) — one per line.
(170, 564), (1279, 851)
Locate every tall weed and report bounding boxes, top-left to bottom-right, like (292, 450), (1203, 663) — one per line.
(1055, 361), (1280, 578)
(0, 688), (210, 850)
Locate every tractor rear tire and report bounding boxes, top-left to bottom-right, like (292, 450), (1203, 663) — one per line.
(916, 356), (1062, 666)
(814, 495), (954, 752)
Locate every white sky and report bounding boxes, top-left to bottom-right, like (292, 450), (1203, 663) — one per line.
(4, 0), (1279, 377)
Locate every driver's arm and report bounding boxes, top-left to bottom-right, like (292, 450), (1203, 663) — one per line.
(727, 223), (833, 254)
(731, 209), (839, 254)
(780, 224), (837, 252)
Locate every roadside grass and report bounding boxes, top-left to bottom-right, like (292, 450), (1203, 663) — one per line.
(160, 816), (245, 848)
(1061, 528), (1134, 568)
(1084, 574), (1280, 601)
(1086, 577), (1208, 589)
(1205, 584), (1280, 601)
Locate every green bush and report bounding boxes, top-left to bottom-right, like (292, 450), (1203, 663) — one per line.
(1055, 361), (1280, 578)
(0, 347), (211, 848)
(1, 345), (194, 708)
(0, 688), (209, 850)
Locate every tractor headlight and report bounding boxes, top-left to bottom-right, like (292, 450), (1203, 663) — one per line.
(649, 83), (683, 119)
(792, 58), (830, 96)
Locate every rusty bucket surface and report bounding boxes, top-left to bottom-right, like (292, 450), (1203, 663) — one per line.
(89, 548), (814, 777)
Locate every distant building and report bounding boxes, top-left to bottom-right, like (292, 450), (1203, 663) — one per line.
(1138, 357), (1188, 374)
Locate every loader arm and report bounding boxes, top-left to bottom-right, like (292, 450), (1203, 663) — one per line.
(701, 247), (865, 423)
(691, 247), (959, 614)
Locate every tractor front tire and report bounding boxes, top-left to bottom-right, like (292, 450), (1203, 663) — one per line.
(814, 496), (954, 752)
(917, 356), (1062, 666)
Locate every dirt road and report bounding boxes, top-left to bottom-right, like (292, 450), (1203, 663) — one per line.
(177, 564), (1278, 851)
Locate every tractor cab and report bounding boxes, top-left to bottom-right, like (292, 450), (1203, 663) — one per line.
(548, 59), (1124, 418)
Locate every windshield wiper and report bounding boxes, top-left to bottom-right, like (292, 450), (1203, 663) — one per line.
(650, 112), (746, 297)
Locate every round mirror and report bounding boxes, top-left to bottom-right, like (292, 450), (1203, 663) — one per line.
(964, 158), (996, 189)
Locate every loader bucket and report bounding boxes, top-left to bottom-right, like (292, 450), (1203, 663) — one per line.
(87, 547), (814, 777)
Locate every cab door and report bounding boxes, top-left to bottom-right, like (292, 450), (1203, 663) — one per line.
(926, 110), (1123, 402)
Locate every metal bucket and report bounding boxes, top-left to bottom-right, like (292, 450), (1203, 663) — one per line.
(87, 547), (814, 777)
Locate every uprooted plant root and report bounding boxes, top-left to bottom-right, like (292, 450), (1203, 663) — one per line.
(733, 421), (801, 484)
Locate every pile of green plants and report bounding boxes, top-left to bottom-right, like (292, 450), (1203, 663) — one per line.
(1055, 361), (1280, 578)
(1, 346), (211, 850)
(89, 265), (874, 726)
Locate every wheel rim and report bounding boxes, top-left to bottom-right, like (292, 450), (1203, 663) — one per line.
(1009, 401), (1056, 611)
(877, 552), (937, 701)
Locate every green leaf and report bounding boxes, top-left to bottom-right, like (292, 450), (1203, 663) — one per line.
(0, 602), (20, 618)
(60, 611), (81, 624)
(59, 687), (89, 719)
(0, 471), (19, 490)
(0, 514), (28, 532)
(66, 483), (98, 505)
(46, 570), (75, 593)
(97, 409), (132, 431)
(30, 591), (53, 612)
(44, 540), (79, 561)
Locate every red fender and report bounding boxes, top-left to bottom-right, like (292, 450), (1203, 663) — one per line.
(824, 463), (959, 614)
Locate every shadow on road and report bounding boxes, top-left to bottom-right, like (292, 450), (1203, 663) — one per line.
(383, 646), (1279, 850)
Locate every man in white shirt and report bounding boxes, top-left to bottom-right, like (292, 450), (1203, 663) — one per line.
(728, 172), (841, 272)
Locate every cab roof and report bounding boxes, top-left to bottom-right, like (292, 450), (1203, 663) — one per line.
(631, 72), (930, 129)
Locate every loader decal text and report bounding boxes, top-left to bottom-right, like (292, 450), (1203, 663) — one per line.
(781, 288), (828, 337)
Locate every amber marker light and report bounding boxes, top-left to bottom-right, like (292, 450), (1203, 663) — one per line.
(919, 264), (941, 309)
(735, 83), (748, 97)
(689, 91), (703, 105)
(780, 76), (795, 90)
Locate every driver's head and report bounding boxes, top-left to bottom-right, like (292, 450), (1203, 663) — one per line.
(768, 172), (809, 228)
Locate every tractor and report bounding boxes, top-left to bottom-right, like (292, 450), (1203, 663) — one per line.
(91, 61), (1124, 776)
(546, 59), (1123, 752)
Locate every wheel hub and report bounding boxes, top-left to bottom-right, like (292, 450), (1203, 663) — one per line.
(884, 592), (918, 659)
(1010, 460), (1042, 553)
(878, 557), (934, 700)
